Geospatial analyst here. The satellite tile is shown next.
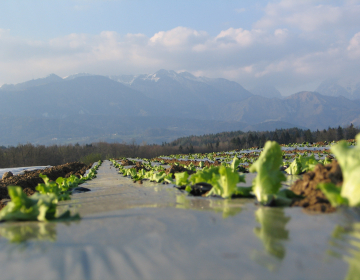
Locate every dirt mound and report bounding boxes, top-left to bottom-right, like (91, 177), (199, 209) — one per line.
(290, 161), (342, 213)
(2, 171), (13, 180)
(0, 162), (92, 201)
(165, 165), (196, 178)
(121, 159), (134, 166)
(132, 162), (150, 172)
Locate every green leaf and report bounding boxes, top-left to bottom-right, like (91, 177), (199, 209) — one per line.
(233, 186), (253, 197)
(0, 186), (59, 222)
(300, 154), (319, 172)
(249, 141), (286, 205)
(189, 166), (219, 185)
(277, 189), (304, 200)
(320, 156), (332, 166)
(318, 182), (349, 207)
(331, 133), (360, 206)
(175, 172), (190, 186)
(151, 172), (167, 183)
(185, 185), (192, 193)
(230, 156), (241, 172)
(144, 170), (154, 179)
(206, 166), (242, 198)
(285, 155), (319, 175)
(285, 157), (302, 175)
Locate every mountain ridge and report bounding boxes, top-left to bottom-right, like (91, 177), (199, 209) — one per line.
(1, 71), (359, 145)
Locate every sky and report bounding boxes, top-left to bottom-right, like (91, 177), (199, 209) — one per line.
(1, 0), (360, 95)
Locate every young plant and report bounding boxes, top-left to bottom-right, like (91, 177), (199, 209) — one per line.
(318, 133), (360, 207)
(285, 154), (319, 175)
(0, 186), (79, 222)
(249, 141), (286, 205)
(36, 174), (70, 201)
(206, 166), (248, 198)
(175, 172), (190, 186)
(230, 156), (241, 172)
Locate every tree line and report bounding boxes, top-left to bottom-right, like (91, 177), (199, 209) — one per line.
(0, 124), (358, 168)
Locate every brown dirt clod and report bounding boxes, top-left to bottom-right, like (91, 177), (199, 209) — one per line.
(165, 165), (195, 178)
(290, 160), (342, 213)
(2, 171), (13, 180)
(121, 159), (134, 166)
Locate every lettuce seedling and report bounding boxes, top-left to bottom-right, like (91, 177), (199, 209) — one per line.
(205, 166), (247, 199)
(0, 186), (79, 222)
(150, 172), (167, 183)
(175, 172), (190, 186)
(318, 133), (360, 207)
(189, 167), (219, 185)
(285, 154), (319, 175)
(36, 174), (70, 201)
(230, 156), (241, 172)
(249, 141), (286, 205)
(319, 156), (332, 166)
(300, 155), (319, 172)
(285, 157), (302, 175)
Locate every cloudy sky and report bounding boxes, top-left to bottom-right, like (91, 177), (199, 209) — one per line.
(1, 0), (360, 95)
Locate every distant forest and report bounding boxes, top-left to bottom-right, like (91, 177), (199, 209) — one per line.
(0, 124), (359, 168)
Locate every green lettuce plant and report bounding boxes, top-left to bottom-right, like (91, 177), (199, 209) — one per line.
(318, 133), (360, 207)
(206, 166), (248, 198)
(285, 154), (319, 175)
(230, 156), (241, 172)
(249, 141), (286, 205)
(175, 172), (190, 186)
(0, 186), (79, 222)
(36, 174), (70, 201)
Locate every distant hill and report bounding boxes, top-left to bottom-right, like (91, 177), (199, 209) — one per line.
(315, 79), (360, 100)
(0, 75), (171, 118)
(215, 91), (360, 129)
(110, 69), (253, 118)
(1, 71), (360, 145)
(315, 79), (352, 99)
(0, 74), (63, 91)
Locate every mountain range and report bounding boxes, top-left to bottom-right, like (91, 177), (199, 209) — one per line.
(0, 70), (359, 146)
(315, 79), (360, 99)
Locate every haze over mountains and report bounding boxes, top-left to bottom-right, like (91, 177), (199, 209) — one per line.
(315, 79), (360, 100)
(0, 70), (359, 146)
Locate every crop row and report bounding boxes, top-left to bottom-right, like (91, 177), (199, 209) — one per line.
(0, 160), (102, 222)
(110, 134), (360, 210)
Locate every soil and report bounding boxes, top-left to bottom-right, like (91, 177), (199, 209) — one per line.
(132, 162), (150, 172)
(290, 161), (343, 213)
(165, 165), (196, 178)
(152, 158), (222, 168)
(121, 159), (134, 166)
(0, 162), (92, 209)
(176, 182), (213, 196)
(2, 171), (13, 180)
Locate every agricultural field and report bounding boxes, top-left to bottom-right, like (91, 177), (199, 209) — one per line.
(0, 136), (359, 279)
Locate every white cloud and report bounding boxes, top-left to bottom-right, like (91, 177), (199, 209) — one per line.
(1, 1), (360, 95)
(215, 28), (255, 47)
(348, 32), (360, 58)
(255, 0), (360, 33)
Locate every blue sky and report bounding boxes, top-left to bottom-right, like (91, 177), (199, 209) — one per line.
(1, 0), (360, 95)
(0, 1), (262, 39)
